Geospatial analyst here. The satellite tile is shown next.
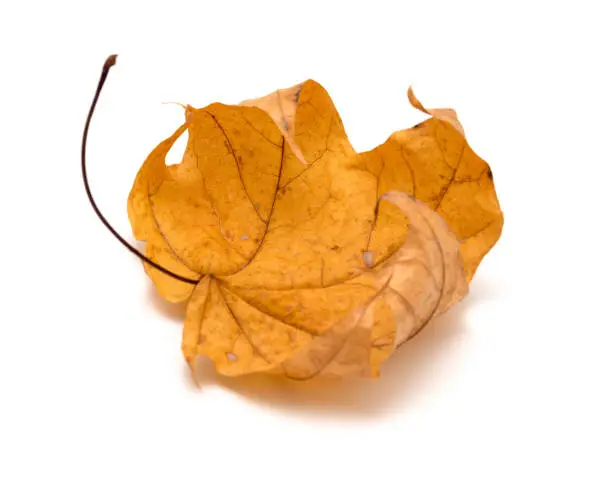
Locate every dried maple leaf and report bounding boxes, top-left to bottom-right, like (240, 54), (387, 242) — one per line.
(127, 79), (502, 379)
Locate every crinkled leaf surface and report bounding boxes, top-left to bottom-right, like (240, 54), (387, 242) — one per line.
(128, 80), (502, 378)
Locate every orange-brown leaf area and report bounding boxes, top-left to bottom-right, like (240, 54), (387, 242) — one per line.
(128, 80), (502, 379)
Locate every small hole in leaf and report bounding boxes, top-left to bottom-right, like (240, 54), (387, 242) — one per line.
(226, 352), (237, 362)
(165, 130), (188, 167)
(363, 251), (374, 268)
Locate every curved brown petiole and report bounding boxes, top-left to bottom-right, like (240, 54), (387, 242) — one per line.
(81, 55), (199, 285)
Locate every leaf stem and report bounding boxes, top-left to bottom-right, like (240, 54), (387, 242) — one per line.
(81, 55), (199, 285)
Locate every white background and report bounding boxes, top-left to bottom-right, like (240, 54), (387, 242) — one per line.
(1, 1), (611, 488)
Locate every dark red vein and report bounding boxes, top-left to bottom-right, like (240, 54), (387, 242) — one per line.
(81, 54), (198, 285)
(434, 142), (466, 211)
(226, 138), (285, 274)
(204, 110), (265, 223)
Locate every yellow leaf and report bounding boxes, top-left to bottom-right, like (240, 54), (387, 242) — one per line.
(245, 81), (503, 281)
(128, 80), (502, 378)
